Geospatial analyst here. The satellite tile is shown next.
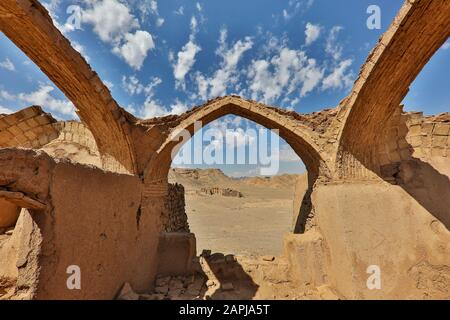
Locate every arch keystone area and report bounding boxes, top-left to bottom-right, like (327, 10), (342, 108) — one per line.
(143, 96), (332, 188)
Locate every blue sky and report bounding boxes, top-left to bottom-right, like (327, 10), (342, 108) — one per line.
(0, 0), (448, 176)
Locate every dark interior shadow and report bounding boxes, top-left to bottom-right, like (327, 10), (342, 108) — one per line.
(367, 115), (450, 231)
(292, 185), (313, 234)
(393, 158), (450, 231)
(197, 252), (259, 300)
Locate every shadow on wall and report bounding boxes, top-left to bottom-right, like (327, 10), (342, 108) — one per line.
(291, 173), (316, 234)
(378, 115), (450, 232)
(152, 251), (259, 300)
(292, 185), (314, 234)
(396, 159), (450, 231)
(199, 253), (259, 300)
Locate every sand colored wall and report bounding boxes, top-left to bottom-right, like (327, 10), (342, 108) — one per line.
(31, 162), (163, 299)
(0, 199), (20, 228)
(310, 180), (450, 299)
(156, 232), (197, 277)
(0, 149), (163, 299)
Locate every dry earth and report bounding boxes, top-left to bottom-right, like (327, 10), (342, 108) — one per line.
(169, 168), (307, 256)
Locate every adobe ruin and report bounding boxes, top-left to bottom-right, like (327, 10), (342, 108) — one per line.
(0, 0), (449, 299)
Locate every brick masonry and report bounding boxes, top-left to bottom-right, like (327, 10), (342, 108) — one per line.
(163, 183), (189, 233)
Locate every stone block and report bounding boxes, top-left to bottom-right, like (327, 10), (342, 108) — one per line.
(432, 135), (447, 148)
(156, 232), (197, 277)
(421, 122), (434, 135)
(433, 123), (450, 136)
(431, 147), (445, 157)
(408, 125), (421, 135)
(408, 135), (421, 148)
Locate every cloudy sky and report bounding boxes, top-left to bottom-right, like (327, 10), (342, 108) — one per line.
(0, 0), (448, 176)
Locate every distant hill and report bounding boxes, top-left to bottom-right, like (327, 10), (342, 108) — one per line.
(169, 168), (303, 193)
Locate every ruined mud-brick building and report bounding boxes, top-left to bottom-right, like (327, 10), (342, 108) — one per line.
(0, 0), (449, 299)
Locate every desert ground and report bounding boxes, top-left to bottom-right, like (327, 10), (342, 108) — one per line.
(169, 168), (307, 256)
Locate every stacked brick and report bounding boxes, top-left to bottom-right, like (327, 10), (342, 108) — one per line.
(0, 106), (58, 149)
(0, 0), (136, 173)
(406, 113), (450, 160)
(51, 121), (99, 156)
(163, 183), (189, 233)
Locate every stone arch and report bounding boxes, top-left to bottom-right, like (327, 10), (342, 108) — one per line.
(0, 0), (136, 174)
(336, 0), (450, 178)
(143, 96), (330, 195)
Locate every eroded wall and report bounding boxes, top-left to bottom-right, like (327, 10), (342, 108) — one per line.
(0, 149), (163, 299)
(311, 180), (450, 299)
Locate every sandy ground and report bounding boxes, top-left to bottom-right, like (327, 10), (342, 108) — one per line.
(170, 168), (306, 256)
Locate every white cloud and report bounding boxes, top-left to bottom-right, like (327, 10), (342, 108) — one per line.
(443, 41), (450, 50)
(81, 0), (155, 69)
(126, 0), (164, 26)
(171, 15), (203, 90)
(322, 59), (354, 91)
(0, 90), (15, 100)
(112, 30), (155, 70)
(0, 106), (14, 114)
(42, 0), (78, 33)
(142, 98), (188, 118)
(104, 80), (114, 90)
(142, 98), (167, 118)
(196, 3), (203, 12)
(170, 99), (189, 115)
(190, 16), (198, 33)
(173, 40), (201, 89)
(150, 0), (158, 13)
(304, 23), (321, 46)
(82, 0), (139, 44)
(121, 75), (187, 118)
(71, 41), (90, 62)
(174, 6), (184, 15)
(0, 85), (76, 118)
(194, 28), (253, 99)
(326, 26), (344, 61)
(247, 47), (324, 103)
(0, 58), (15, 71)
(20, 85), (76, 117)
(122, 75), (162, 96)
(156, 18), (165, 27)
(282, 0), (313, 21)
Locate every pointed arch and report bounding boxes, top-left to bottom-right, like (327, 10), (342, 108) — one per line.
(144, 96), (330, 191)
(337, 0), (450, 178)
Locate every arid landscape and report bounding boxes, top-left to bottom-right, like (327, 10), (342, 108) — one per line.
(169, 168), (306, 256)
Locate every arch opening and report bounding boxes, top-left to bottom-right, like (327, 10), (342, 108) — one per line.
(166, 115), (308, 256)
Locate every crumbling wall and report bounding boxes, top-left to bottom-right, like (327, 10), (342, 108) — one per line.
(310, 181), (450, 299)
(162, 183), (189, 233)
(0, 149), (163, 299)
(198, 187), (243, 198)
(0, 106), (58, 149)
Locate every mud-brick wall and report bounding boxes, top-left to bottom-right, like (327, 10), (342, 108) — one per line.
(163, 183), (189, 233)
(406, 114), (450, 160)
